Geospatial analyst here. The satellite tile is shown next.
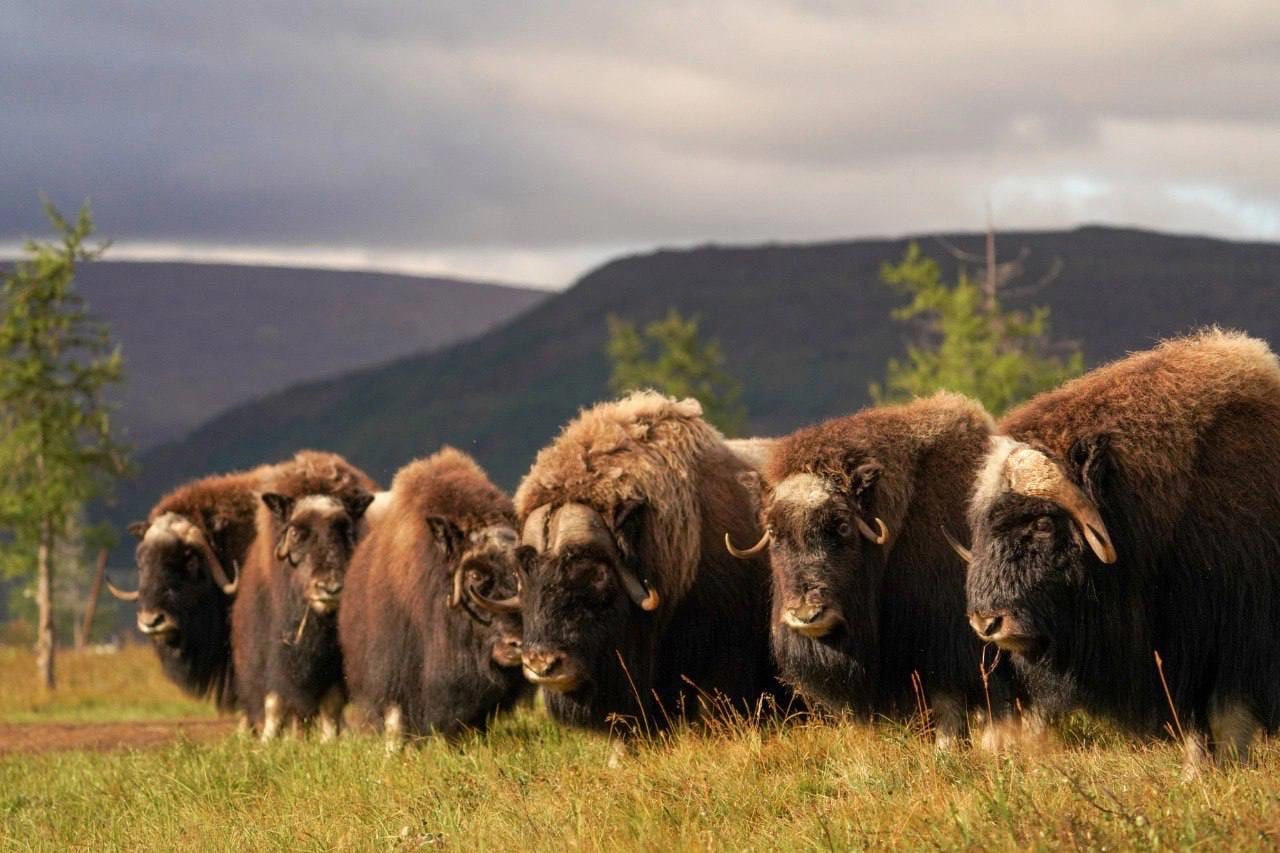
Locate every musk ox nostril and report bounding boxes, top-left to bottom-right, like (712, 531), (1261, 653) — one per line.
(969, 611), (1004, 639)
(522, 648), (562, 678)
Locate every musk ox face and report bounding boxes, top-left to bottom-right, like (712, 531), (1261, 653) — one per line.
(758, 465), (889, 642)
(115, 513), (238, 642)
(965, 437), (1117, 659)
(263, 491), (374, 614)
(517, 502), (658, 696)
(433, 519), (527, 670)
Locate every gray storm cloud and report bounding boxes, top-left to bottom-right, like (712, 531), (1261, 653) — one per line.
(2, 1), (1278, 286)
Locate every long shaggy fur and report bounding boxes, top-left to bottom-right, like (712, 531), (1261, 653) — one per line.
(968, 329), (1280, 743)
(516, 392), (724, 603)
(764, 393), (1014, 723)
(516, 391), (782, 730)
(340, 448), (528, 736)
(136, 465), (275, 710)
(232, 451), (376, 730)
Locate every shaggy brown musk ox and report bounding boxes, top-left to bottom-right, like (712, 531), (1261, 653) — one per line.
(231, 451), (375, 739)
(737, 392), (1018, 746)
(339, 448), (529, 746)
(111, 465), (274, 710)
(965, 329), (1280, 769)
(513, 391), (783, 732)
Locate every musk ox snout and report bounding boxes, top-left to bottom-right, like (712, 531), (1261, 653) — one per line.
(306, 576), (344, 613)
(521, 644), (584, 692)
(137, 608), (177, 637)
(780, 591), (845, 638)
(967, 609), (1039, 653)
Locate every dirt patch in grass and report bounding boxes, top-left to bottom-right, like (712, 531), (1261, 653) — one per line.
(0, 718), (234, 754)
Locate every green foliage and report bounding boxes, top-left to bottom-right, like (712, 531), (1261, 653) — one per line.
(872, 242), (1083, 415)
(0, 200), (131, 579)
(606, 308), (746, 435)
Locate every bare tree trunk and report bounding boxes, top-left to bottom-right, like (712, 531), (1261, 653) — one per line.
(35, 516), (56, 690)
(984, 205), (998, 314)
(76, 547), (108, 650)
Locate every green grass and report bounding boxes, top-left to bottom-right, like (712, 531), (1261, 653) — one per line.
(0, 645), (212, 723)
(3, 649), (1280, 850)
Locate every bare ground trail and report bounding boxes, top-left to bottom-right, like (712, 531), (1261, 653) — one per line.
(0, 719), (235, 755)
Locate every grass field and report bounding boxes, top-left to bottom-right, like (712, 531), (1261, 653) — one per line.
(2, 647), (1280, 850)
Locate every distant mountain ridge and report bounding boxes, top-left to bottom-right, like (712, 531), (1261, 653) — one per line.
(103, 226), (1280, 567)
(72, 261), (546, 446)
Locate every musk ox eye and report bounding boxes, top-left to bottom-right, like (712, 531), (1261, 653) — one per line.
(836, 521), (854, 539)
(1032, 516), (1055, 535)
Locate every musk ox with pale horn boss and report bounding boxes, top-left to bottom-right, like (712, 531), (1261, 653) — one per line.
(111, 465), (273, 709)
(339, 448), (529, 746)
(965, 329), (1280, 769)
(513, 391), (783, 732)
(231, 451), (376, 740)
(734, 392), (1018, 746)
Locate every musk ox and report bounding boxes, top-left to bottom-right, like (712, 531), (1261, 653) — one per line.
(513, 391), (782, 732)
(109, 465), (274, 709)
(339, 448), (529, 747)
(231, 451), (376, 740)
(964, 329), (1280, 768)
(735, 392), (1016, 746)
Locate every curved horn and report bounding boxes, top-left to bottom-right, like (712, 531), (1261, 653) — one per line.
(724, 529), (771, 559)
(449, 564), (465, 609)
(855, 516), (889, 545)
(106, 579), (140, 602)
(940, 525), (972, 564)
(468, 584), (522, 614)
(1005, 445), (1117, 565)
(615, 563), (660, 611)
(202, 544), (238, 595)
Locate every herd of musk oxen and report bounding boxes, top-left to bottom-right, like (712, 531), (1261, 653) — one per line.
(108, 328), (1280, 771)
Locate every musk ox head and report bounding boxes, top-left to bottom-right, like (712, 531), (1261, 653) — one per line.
(731, 461), (888, 636)
(263, 490), (375, 614)
(433, 519), (527, 669)
(112, 512), (240, 641)
(964, 436), (1117, 657)
(516, 501), (659, 695)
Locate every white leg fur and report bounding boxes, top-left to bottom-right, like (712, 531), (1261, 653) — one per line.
(318, 685), (345, 743)
(931, 693), (966, 751)
(261, 692), (283, 742)
(384, 704), (404, 755)
(1210, 699), (1258, 765)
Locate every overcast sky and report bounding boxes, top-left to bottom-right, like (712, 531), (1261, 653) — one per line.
(3, 1), (1277, 288)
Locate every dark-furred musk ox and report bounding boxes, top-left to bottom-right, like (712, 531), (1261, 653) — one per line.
(339, 448), (529, 747)
(734, 392), (1017, 746)
(513, 391), (782, 732)
(232, 451), (375, 740)
(110, 465), (274, 710)
(965, 329), (1280, 769)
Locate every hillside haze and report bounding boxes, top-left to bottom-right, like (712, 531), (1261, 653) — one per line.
(75, 262), (546, 446)
(107, 226), (1280, 557)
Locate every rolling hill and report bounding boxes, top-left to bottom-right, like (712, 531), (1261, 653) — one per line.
(74, 262), (547, 446)
(104, 226), (1280, 563)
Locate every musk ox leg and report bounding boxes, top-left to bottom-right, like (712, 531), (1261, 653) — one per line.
(318, 685), (345, 743)
(606, 737), (630, 769)
(235, 712), (251, 738)
(1210, 699), (1259, 765)
(1182, 730), (1212, 781)
(931, 693), (966, 751)
(384, 704), (404, 755)
(261, 692), (284, 742)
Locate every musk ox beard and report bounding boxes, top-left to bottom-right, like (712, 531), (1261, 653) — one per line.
(231, 450), (376, 740)
(113, 464), (275, 711)
(339, 447), (530, 746)
(746, 392), (1019, 747)
(513, 391), (785, 733)
(965, 329), (1280, 770)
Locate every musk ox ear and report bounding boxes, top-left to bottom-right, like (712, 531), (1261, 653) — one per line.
(1068, 434), (1113, 505)
(127, 520), (149, 540)
(849, 460), (883, 503)
(261, 493), (294, 525)
(343, 491), (375, 522)
(426, 516), (464, 558)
